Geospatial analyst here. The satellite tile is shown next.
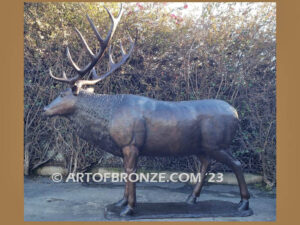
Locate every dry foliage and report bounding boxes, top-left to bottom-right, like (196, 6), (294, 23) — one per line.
(24, 2), (276, 186)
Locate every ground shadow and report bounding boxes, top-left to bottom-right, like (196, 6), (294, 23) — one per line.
(105, 200), (253, 220)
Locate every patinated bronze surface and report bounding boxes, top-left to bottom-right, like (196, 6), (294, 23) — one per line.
(43, 4), (251, 217)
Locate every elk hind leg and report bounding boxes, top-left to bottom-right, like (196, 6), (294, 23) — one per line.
(207, 149), (250, 211)
(186, 153), (210, 204)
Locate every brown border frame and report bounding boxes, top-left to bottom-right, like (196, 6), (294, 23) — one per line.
(1, 0), (299, 224)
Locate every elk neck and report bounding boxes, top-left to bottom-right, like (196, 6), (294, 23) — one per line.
(65, 91), (125, 152)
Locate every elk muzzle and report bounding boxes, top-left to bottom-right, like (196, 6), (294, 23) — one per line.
(43, 89), (77, 116)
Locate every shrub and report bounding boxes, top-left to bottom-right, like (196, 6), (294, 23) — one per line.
(24, 2), (276, 186)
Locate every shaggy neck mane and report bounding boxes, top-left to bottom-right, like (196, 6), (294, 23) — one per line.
(68, 91), (125, 128)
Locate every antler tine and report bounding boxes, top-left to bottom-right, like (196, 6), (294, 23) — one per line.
(62, 71), (68, 79)
(119, 41), (126, 56)
(91, 67), (98, 80)
(108, 45), (115, 69)
(66, 47), (81, 72)
(86, 14), (104, 46)
(49, 69), (79, 85)
(104, 3), (124, 43)
(74, 27), (95, 58)
(75, 34), (135, 88)
(63, 4), (124, 78)
(48, 4), (132, 91)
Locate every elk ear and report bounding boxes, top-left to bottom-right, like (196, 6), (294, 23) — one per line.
(85, 87), (94, 93)
(71, 86), (79, 96)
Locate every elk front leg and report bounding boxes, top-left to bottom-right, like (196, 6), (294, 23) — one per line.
(186, 153), (210, 204)
(120, 145), (139, 216)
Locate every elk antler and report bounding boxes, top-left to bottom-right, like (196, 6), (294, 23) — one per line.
(74, 34), (136, 90)
(49, 4), (124, 87)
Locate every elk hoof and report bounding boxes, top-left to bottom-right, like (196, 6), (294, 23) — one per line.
(114, 197), (128, 207)
(186, 194), (197, 204)
(238, 199), (249, 211)
(120, 205), (134, 216)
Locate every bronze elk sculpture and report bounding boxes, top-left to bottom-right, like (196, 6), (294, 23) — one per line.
(43, 5), (250, 216)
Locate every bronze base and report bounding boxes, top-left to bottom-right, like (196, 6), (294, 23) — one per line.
(104, 200), (253, 220)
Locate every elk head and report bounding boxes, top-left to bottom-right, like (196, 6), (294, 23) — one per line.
(43, 4), (135, 117)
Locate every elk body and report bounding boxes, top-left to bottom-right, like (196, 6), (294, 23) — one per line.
(43, 4), (250, 216)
